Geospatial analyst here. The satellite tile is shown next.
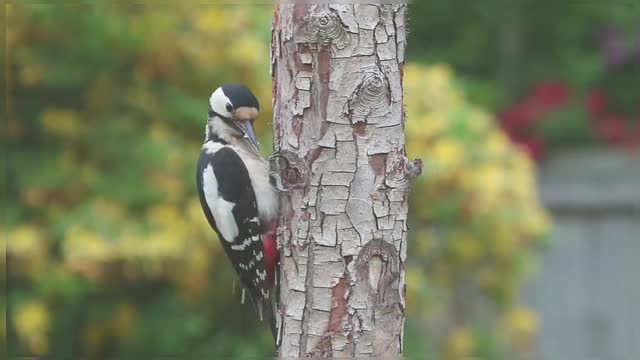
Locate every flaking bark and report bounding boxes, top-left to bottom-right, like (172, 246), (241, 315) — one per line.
(271, 3), (417, 357)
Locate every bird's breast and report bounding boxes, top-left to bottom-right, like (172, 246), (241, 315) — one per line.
(237, 150), (279, 223)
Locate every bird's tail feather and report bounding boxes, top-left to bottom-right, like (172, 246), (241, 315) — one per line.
(253, 294), (278, 346)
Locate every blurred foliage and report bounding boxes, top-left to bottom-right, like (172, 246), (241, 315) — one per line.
(408, 0), (640, 103)
(3, 2), (550, 360)
(404, 64), (549, 360)
(4, 2), (274, 358)
(408, 0), (639, 155)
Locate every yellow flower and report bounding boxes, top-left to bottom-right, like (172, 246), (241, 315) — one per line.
(446, 326), (474, 359)
(486, 131), (510, 158)
(419, 64), (462, 112)
(523, 206), (551, 238)
(407, 112), (447, 139)
(493, 232), (517, 259)
(464, 163), (506, 214)
(40, 109), (82, 137)
(432, 139), (464, 170)
(427, 63), (454, 87)
(504, 307), (539, 349)
(8, 225), (44, 257)
(466, 108), (492, 134)
(63, 224), (113, 262)
(194, 8), (228, 33)
(473, 164), (504, 195)
(14, 301), (50, 355)
(117, 226), (146, 259)
(147, 230), (183, 258)
(230, 35), (267, 67)
(403, 64), (423, 92)
(20, 64), (45, 87)
(450, 231), (482, 264)
(405, 267), (424, 312)
(146, 204), (180, 227)
(187, 196), (214, 235)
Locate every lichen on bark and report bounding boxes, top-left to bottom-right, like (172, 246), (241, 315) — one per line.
(271, 3), (418, 357)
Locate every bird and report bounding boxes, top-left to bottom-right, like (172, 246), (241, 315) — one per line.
(196, 84), (279, 342)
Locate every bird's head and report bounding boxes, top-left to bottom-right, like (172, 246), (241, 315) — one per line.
(207, 84), (260, 151)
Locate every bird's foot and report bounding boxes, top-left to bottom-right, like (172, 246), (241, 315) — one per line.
(269, 173), (290, 193)
(268, 150), (284, 162)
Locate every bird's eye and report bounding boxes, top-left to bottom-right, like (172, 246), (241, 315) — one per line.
(225, 103), (234, 113)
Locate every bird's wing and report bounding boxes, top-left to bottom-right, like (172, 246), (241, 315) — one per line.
(197, 146), (269, 299)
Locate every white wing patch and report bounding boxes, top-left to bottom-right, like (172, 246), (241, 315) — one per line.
(202, 164), (238, 242)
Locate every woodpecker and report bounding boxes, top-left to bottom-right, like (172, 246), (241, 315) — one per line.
(196, 84), (279, 340)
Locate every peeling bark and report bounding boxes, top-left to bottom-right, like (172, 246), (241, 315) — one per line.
(271, 4), (417, 358)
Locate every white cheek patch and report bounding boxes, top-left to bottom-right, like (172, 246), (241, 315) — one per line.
(202, 164), (238, 242)
(210, 87), (232, 116)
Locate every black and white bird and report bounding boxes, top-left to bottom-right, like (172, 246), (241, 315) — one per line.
(196, 84), (279, 340)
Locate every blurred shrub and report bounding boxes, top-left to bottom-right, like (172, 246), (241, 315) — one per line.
(4, 3), (274, 357)
(408, 1), (639, 158)
(498, 81), (640, 161)
(404, 63), (551, 360)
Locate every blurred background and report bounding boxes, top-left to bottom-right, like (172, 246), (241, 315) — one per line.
(2, 2), (638, 359)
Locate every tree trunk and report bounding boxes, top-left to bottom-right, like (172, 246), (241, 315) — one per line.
(271, 3), (417, 357)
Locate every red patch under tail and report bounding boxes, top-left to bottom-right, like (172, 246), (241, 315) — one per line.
(262, 223), (278, 288)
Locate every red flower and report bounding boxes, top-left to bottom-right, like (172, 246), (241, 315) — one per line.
(530, 81), (571, 108)
(498, 99), (544, 132)
(596, 115), (628, 145)
(585, 89), (608, 119)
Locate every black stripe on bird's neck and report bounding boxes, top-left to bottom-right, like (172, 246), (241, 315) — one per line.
(208, 108), (247, 143)
(208, 109), (234, 125)
(205, 125), (229, 144)
(206, 108), (235, 144)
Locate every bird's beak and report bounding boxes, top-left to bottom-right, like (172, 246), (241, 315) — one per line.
(239, 120), (260, 152)
(231, 107), (260, 152)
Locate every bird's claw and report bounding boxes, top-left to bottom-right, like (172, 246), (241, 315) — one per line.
(268, 150), (284, 162)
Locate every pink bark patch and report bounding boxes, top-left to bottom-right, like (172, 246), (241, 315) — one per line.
(354, 122), (367, 136)
(369, 154), (387, 176)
